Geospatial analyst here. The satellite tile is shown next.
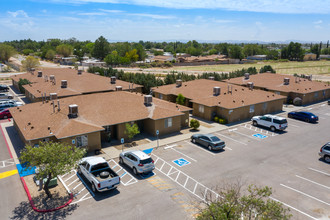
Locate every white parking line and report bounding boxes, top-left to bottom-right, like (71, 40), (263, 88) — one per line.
(164, 144), (177, 149)
(307, 107), (313, 110)
(0, 158), (15, 169)
(308, 168), (330, 177)
(171, 147), (197, 162)
(215, 133), (247, 146)
(232, 130), (261, 141)
(270, 196), (317, 220)
(321, 104), (326, 107)
(295, 175), (330, 190)
(184, 141), (216, 156)
(288, 123), (299, 128)
(280, 184), (330, 206)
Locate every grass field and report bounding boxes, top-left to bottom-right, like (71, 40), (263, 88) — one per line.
(167, 60), (330, 75)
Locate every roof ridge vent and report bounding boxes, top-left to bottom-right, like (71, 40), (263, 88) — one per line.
(247, 82), (254, 90)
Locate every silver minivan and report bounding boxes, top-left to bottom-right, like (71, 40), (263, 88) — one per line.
(119, 150), (155, 175)
(319, 143), (330, 163)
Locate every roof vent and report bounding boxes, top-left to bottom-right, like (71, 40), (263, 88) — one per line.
(307, 75), (312, 81)
(37, 71), (43, 77)
(69, 104), (78, 118)
(213, 87), (221, 96)
(208, 76), (215, 81)
(78, 69), (83, 75)
(176, 79), (182, 87)
(110, 76), (116, 84)
(49, 75), (55, 81)
(61, 80), (67, 88)
(115, 86), (122, 91)
(284, 78), (290, 85)
(244, 73), (250, 80)
(50, 93), (57, 100)
(247, 82), (254, 90)
(144, 95), (152, 106)
(30, 68), (35, 74)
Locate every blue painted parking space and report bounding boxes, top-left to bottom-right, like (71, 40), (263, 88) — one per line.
(173, 158), (190, 167)
(143, 148), (154, 155)
(252, 133), (268, 139)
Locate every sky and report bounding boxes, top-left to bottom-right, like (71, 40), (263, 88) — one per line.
(0, 0), (329, 42)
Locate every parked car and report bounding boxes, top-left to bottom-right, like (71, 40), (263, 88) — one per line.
(191, 134), (226, 151)
(0, 93), (13, 99)
(328, 100), (330, 105)
(0, 100), (23, 106)
(77, 156), (120, 193)
(252, 114), (288, 132)
(0, 109), (12, 119)
(0, 84), (9, 92)
(319, 143), (330, 163)
(119, 150), (155, 175)
(288, 111), (318, 123)
(0, 100), (23, 111)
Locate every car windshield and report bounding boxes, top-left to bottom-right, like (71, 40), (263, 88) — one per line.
(210, 136), (221, 142)
(140, 158), (153, 164)
(274, 119), (287, 124)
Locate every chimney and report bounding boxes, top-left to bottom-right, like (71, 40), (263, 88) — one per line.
(244, 73), (250, 80)
(213, 87), (220, 96)
(144, 95), (152, 106)
(61, 80), (67, 88)
(176, 79), (182, 87)
(38, 71), (43, 77)
(78, 69), (82, 75)
(69, 104), (78, 118)
(308, 75), (312, 81)
(208, 76), (215, 81)
(284, 78), (290, 85)
(50, 93), (57, 100)
(247, 82), (254, 90)
(110, 76), (116, 84)
(115, 86), (122, 91)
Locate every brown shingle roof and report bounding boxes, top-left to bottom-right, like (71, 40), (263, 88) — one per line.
(152, 79), (286, 108)
(10, 91), (191, 141)
(11, 68), (143, 99)
(225, 73), (330, 94)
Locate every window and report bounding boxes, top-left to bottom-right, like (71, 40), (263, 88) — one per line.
(76, 135), (88, 147)
(314, 92), (318, 98)
(263, 102), (268, 110)
(275, 91), (280, 95)
(165, 118), (172, 128)
(323, 90), (326, 97)
(199, 105), (204, 113)
(249, 105), (255, 113)
(261, 116), (271, 122)
(274, 119), (287, 124)
(159, 94), (163, 100)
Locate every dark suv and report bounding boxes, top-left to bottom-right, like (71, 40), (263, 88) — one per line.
(0, 85), (9, 92)
(319, 143), (330, 163)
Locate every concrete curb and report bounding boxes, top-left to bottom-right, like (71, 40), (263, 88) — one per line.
(20, 177), (73, 213)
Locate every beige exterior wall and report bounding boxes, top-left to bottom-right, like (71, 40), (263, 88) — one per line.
(192, 104), (216, 121)
(60, 131), (101, 152)
(181, 111), (190, 127)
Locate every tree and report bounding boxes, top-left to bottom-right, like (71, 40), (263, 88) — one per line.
(0, 44), (16, 62)
(104, 51), (120, 66)
(21, 56), (40, 71)
(176, 93), (185, 105)
(45, 49), (56, 60)
(56, 44), (73, 57)
(310, 44), (320, 58)
(18, 78), (31, 93)
(260, 65), (276, 73)
(92, 36), (110, 60)
(190, 119), (200, 130)
(125, 49), (139, 62)
(22, 49), (34, 56)
(19, 141), (86, 198)
(197, 183), (292, 220)
(124, 123), (140, 142)
(229, 45), (244, 59)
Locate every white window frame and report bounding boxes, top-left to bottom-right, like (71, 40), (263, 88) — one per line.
(76, 135), (88, 147)
(249, 105), (255, 113)
(263, 102), (267, 110)
(165, 118), (172, 128)
(199, 105), (204, 113)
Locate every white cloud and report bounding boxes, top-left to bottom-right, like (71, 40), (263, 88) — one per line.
(78, 12), (106, 15)
(49, 0), (330, 14)
(8, 10), (29, 18)
(99, 9), (124, 13)
(128, 13), (175, 19)
(313, 20), (323, 24)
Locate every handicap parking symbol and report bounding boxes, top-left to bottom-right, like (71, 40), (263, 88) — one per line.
(252, 133), (268, 139)
(173, 158), (190, 167)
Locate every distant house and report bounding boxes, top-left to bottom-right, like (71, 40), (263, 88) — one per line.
(246, 55), (267, 60)
(303, 53), (317, 61)
(11, 68), (143, 102)
(152, 79), (286, 123)
(225, 73), (330, 105)
(81, 59), (106, 67)
(320, 55), (330, 59)
(10, 91), (191, 151)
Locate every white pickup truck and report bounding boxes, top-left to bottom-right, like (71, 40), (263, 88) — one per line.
(78, 157), (120, 193)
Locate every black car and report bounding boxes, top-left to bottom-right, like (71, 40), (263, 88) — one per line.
(191, 134), (225, 151)
(328, 100), (330, 105)
(288, 111), (318, 123)
(0, 85), (9, 92)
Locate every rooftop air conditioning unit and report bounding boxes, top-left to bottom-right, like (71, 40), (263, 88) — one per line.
(115, 86), (122, 91)
(176, 79), (182, 87)
(244, 73), (250, 80)
(213, 87), (220, 96)
(37, 71), (43, 77)
(61, 80), (67, 88)
(208, 76), (215, 81)
(69, 104), (78, 118)
(49, 75), (55, 82)
(144, 95), (152, 106)
(78, 69), (82, 75)
(284, 78), (290, 85)
(49, 93), (57, 100)
(110, 76), (116, 84)
(247, 82), (254, 90)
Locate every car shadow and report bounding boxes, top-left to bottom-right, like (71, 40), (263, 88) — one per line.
(318, 158), (330, 165)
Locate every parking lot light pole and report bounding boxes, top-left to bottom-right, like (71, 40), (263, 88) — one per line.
(121, 138), (124, 152)
(156, 130), (159, 149)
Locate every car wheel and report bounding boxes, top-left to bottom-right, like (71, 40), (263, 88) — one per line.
(324, 156), (330, 163)
(253, 121), (258, 126)
(133, 167), (138, 175)
(119, 157), (123, 164)
(77, 167), (82, 175)
(92, 183), (96, 193)
(305, 118), (309, 123)
(270, 126), (276, 132)
(288, 114), (292, 118)
(208, 145), (212, 151)
(192, 138), (196, 143)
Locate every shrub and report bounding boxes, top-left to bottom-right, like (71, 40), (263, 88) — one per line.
(190, 119), (200, 130)
(213, 116), (219, 122)
(293, 97), (302, 106)
(218, 118), (227, 124)
(18, 78), (31, 93)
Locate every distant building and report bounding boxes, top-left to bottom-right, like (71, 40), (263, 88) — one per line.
(303, 53), (317, 61)
(320, 55), (330, 59)
(246, 55), (267, 60)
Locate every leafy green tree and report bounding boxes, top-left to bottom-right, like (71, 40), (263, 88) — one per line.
(18, 78), (31, 93)
(281, 42), (305, 61)
(260, 65), (276, 73)
(124, 123), (140, 142)
(22, 49), (34, 56)
(45, 49), (56, 60)
(104, 51), (120, 66)
(176, 93), (185, 105)
(310, 44), (320, 58)
(20, 141), (86, 198)
(197, 184), (292, 220)
(190, 119), (200, 130)
(92, 36), (110, 60)
(21, 56), (40, 71)
(84, 42), (95, 55)
(0, 44), (16, 62)
(125, 49), (139, 62)
(133, 43), (146, 61)
(229, 45), (244, 59)
(266, 50), (279, 60)
(56, 44), (73, 57)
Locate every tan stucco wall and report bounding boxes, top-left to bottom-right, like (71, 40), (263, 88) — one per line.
(181, 112), (190, 127)
(60, 131), (101, 152)
(192, 104), (216, 121)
